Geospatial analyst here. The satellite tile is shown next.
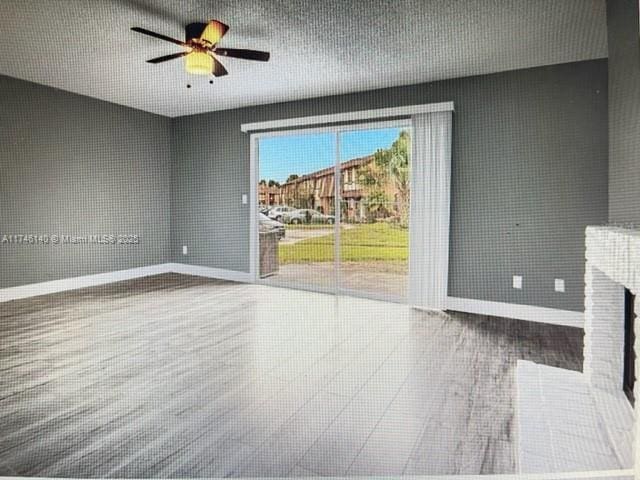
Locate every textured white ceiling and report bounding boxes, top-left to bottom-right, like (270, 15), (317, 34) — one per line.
(0, 0), (607, 117)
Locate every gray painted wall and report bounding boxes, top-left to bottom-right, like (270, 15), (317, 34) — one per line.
(171, 59), (608, 312)
(607, 0), (640, 225)
(0, 75), (171, 288)
(0, 60), (608, 311)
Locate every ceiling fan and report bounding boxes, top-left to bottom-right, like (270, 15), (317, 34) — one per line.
(131, 20), (269, 82)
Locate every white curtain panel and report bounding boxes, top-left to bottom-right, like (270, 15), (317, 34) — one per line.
(409, 110), (453, 310)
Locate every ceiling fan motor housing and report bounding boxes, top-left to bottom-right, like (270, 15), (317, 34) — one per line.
(185, 22), (208, 42)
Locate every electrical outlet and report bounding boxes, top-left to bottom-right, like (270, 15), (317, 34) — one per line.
(182, 245), (188, 255)
(242, 194), (248, 205)
(555, 278), (565, 292)
(513, 275), (522, 289)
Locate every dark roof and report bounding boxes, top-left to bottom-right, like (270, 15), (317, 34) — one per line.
(281, 155), (373, 187)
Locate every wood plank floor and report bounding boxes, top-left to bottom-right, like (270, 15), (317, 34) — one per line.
(0, 273), (583, 478)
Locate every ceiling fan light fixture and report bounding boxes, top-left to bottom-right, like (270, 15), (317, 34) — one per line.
(200, 20), (227, 45)
(185, 52), (213, 75)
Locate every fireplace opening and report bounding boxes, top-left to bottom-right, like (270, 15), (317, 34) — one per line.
(623, 288), (636, 405)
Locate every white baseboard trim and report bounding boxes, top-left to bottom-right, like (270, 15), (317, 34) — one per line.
(445, 296), (584, 328)
(0, 263), (253, 303)
(166, 263), (252, 283)
(0, 264), (173, 303)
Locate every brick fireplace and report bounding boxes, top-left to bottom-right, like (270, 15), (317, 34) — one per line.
(583, 226), (639, 468)
(517, 226), (639, 474)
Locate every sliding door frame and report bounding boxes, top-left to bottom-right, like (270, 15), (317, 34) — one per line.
(249, 119), (412, 301)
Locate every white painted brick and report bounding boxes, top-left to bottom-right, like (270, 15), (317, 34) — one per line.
(516, 361), (623, 473)
(518, 449), (555, 473)
(582, 227), (639, 470)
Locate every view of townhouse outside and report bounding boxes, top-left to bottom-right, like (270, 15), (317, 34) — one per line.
(258, 127), (411, 299)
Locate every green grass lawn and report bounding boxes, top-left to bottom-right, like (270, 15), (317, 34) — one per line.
(279, 222), (408, 264)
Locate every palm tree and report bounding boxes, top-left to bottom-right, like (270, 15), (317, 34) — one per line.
(372, 130), (410, 225)
(356, 130), (411, 225)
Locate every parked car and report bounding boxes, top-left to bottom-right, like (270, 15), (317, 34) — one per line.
(267, 206), (296, 222)
(284, 209), (335, 224)
(259, 213), (285, 240)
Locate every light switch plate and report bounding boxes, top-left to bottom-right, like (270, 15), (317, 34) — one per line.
(513, 275), (522, 289)
(242, 194), (248, 205)
(555, 278), (565, 292)
(182, 245), (188, 255)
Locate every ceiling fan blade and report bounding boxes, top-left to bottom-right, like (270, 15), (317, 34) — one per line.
(131, 27), (188, 47)
(147, 52), (189, 64)
(200, 20), (229, 45)
(211, 56), (228, 77)
(214, 48), (270, 62)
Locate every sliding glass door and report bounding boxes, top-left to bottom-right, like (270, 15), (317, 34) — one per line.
(256, 131), (337, 292)
(255, 121), (411, 301)
(337, 127), (410, 299)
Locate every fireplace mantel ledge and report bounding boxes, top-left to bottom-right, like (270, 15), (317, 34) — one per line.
(585, 226), (640, 296)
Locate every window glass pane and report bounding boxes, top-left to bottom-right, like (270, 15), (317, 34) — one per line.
(337, 127), (411, 300)
(258, 132), (336, 292)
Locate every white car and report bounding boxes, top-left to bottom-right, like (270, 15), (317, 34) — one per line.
(267, 206), (295, 222)
(284, 209), (335, 224)
(259, 213), (285, 240)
